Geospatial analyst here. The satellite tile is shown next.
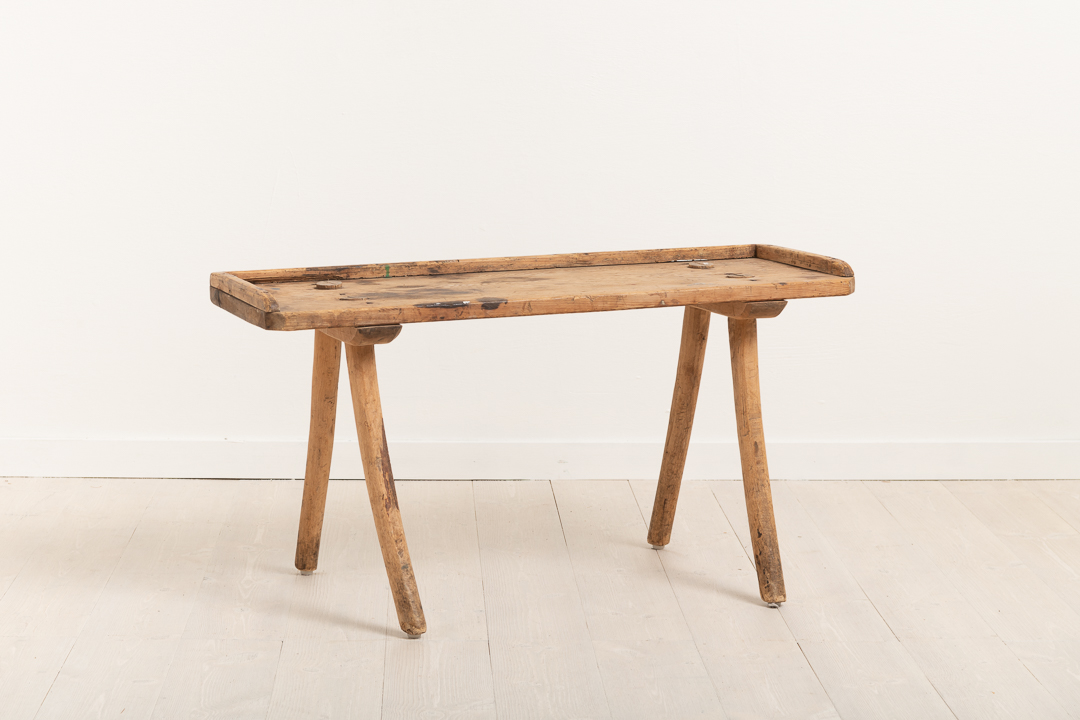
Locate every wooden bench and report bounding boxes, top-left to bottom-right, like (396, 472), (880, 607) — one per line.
(210, 244), (855, 637)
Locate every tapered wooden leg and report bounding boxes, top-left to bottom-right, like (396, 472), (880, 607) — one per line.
(648, 306), (711, 548)
(728, 317), (786, 604)
(295, 330), (342, 574)
(345, 343), (426, 637)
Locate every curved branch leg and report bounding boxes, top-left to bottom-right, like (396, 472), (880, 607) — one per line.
(648, 306), (711, 547)
(345, 344), (426, 637)
(729, 317), (786, 604)
(295, 331), (342, 574)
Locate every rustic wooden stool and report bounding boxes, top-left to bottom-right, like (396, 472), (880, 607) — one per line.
(210, 244), (854, 637)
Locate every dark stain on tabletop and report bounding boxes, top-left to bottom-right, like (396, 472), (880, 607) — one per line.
(476, 297), (508, 310)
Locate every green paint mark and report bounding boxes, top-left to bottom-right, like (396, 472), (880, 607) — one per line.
(385, 265), (390, 278)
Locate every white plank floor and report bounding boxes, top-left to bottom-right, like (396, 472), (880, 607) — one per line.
(3, 478), (1080, 719)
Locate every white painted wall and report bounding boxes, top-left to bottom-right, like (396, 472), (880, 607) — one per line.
(2, 2), (1077, 480)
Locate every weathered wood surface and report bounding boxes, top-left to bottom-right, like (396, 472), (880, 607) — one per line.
(209, 287), (272, 329)
(648, 306), (711, 548)
(211, 272), (280, 312)
(219, 244), (757, 284)
(696, 300), (788, 319)
(294, 331), (341, 574)
(729, 317), (786, 604)
(319, 325), (402, 346)
(755, 245), (853, 277)
(345, 344), (426, 637)
(211, 250), (854, 331)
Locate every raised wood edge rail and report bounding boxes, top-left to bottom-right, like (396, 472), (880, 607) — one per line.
(209, 244), (852, 293)
(209, 244), (852, 330)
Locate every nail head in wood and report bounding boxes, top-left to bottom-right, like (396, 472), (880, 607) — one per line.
(315, 280), (343, 290)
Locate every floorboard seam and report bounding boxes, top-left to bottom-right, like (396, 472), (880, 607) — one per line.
(547, 480), (615, 720)
(632, 480), (741, 720)
(470, 481), (499, 720)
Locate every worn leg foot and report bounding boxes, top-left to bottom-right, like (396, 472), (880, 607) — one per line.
(295, 331), (342, 574)
(648, 306), (711, 548)
(728, 317), (786, 604)
(346, 344), (427, 637)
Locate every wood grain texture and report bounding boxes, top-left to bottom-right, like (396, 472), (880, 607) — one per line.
(345, 344), (426, 637)
(16, 479), (1080, 718)
(210, 272), (280, 311)
(1009, 640), (1080, 716)
(212, 254), (854, 331)
(210, 287), (272, 329)
(286, 486), (392, 643)
(648, 306), (711, 548)
(630, 480), (838, 719)
(0, 637), (77, 720)
(798, 640), (955, 720)
(631, 481), (793, 642)
(946, 481), (1080, 617)
(151, 638), (282, 720)
(35, 636), (180, 720)
(715, 480), (1057, 720)
(474, 481), (609, 719)
(81, 572), (204, 638)
(267, 639), (385, 720)
(695, 300), (787, 319)
(393, 481), (487, 642)
(711, 482), (894, 643)
(320, 325), (402, 346)
(555, 481), (696, 644)
(0, 521), (146, 637)
(699, 639), (841, 720)
(868, 481), (1080, 643)
(182, 482), (298, 641)
(791, 481), (999, 641)
(295, 331), (342, 574)
(382, 640), (496, 720)
(553, 481), (726, 719)
(755, 245), (854, 277)
(229, 244), (757, 283)
(728, 318), (785, 604)
(901, 636), (1073, 720)
(1026, 480), (1080, 532)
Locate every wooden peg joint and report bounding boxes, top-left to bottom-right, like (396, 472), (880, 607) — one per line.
(319, 325), (402, 346)
(695, 301), (787, 319)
